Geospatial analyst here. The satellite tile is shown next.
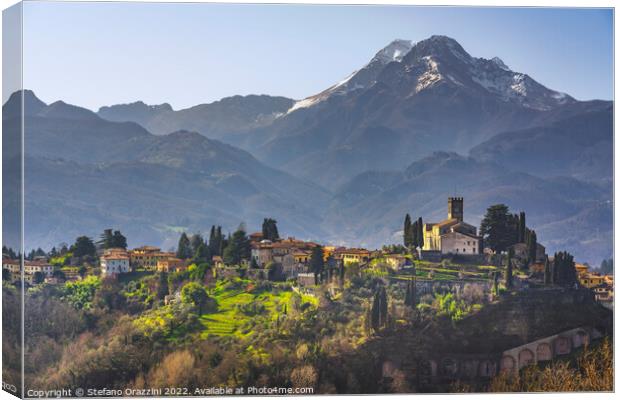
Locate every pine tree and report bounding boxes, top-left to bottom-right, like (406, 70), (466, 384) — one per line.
(71, 236), (96, 258)
(262, 218), (280, 241)
(111, 230), (127, 249)
(176, 233), (192, 259)
(189, 234), (205, 256)
(222, 228), (250, 265)
(193, 242), (210, 264)
(480, 204), (515, 252)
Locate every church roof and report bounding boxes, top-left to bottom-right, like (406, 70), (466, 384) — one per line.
(436, 218), (459, 227)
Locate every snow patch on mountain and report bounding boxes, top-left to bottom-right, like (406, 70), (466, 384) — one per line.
(415, 56), (443, 93)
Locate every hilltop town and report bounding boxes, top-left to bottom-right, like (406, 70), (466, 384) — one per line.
(3, 197), (613, 307)
(2, 197), (613, 393)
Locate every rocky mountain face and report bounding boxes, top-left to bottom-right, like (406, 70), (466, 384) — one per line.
(5, 35), (613, 264)
(232, 36), (588, 189)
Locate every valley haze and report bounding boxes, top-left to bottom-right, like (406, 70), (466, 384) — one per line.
(4, 35), (612, 265)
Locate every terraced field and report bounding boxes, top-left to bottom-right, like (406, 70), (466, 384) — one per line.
(391, 262), (497, 282)
(199, 279), (304, 338)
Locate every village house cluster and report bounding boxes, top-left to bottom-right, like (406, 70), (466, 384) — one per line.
(2, 257), (53, 284)
(101, 246), (190, 276)
(1, 196), (614, 306)
(576, 263), (614, 306)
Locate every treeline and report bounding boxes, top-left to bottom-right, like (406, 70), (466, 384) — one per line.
(176, 218), (282, 266)
(480, 206), (537, 260)
(403, 214), (423, 249)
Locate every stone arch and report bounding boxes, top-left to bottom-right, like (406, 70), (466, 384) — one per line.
(518, 348), (535, 368)
(572, 330), (589, 348)
(554, 336), (571, 356)
(419, 360), (433, 376)
(536, 343), (553, 361)
(382, 360), (398, 378)
(429, 360), (438, 377)
(478, 360), (497, 377)
(500, 355), (516, 373)
(441, 358), (458, 376)
(461, 360), (478, 379)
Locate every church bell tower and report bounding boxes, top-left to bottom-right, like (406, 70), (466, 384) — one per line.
(448, 197), (464, 222)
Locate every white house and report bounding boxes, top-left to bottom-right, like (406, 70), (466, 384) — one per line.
(101, 251), (130, 276)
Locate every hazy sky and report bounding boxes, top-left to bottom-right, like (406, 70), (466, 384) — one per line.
(18, 2), (613, 110)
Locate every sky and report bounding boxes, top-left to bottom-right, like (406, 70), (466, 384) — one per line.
(13, 2), (614, 110)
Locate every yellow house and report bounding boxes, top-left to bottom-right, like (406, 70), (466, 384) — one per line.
(338, 249), (371, 266)
(130, 246), (174, 270)
(293, 251), (311, 264)
(579, 273), (605, 289)
(575, 263), (589, 276)
(156, 257), (188, 273)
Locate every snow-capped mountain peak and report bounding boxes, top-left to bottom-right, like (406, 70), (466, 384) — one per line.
(285, 35), (574, 115)
(286, 39), (413, 114)
(491, 56), (510, 71)
(372, 39), (414, 64)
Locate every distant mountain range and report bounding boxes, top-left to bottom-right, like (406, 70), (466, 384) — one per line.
(98, 95), (294, 139)
(3, 35), (613, 265)
(3, 91), (329, 251)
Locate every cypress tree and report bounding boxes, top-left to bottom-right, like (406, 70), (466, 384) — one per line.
(309, 246), (325, 283)
(404, 280), (412, 307)
(543, 257), (551, 286)
(404, 214), (413, 248)
(518, 211), (526, 243)
(417, 217), (424, 249)
(379, 286), (388, 328)
(505, 247), (514, 288)
(365, 304), (373, 336)
(371, 290), (381, 332)
(527, 230), (537, 264)
(157, 272), (169, 300)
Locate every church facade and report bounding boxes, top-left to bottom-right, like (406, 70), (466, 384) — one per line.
(423, 197), (482, 255)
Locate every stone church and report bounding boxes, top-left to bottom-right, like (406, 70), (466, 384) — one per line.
(423, 197), (482, 255)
